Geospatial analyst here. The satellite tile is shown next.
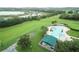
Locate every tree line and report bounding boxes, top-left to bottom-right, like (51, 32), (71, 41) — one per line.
(0, 11), (63, 27)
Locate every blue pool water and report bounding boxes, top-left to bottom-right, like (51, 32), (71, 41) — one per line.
(41, 26), (65, 47)
(51, 26), (64, 39)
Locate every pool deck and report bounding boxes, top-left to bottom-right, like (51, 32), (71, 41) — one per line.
(39, 25), (72, 51)
(46, 25), (72, 41)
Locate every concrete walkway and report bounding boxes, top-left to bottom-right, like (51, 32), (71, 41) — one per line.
(2, 43), (17, 52)
(2, 32), (35, 52)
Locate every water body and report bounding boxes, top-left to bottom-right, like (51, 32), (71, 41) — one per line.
(51, 26), (64, 39)
(0, 11), (25, 15)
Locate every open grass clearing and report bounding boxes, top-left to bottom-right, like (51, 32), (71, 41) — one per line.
(0, 16), (55, 51)
(0, 15), (79, 51)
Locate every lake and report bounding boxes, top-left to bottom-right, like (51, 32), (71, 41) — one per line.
(0, 11), (25, 15)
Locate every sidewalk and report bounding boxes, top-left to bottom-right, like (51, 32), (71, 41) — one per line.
(2, 43), (17, 52)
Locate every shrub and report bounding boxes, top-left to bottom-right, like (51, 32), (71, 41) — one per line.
(59, 14), (79, 21)
(68, 10), (73, 14)
(0, 40), (3, 51)
(0, 11), (62, 27)
(55, 39), (79, 52)
(41, 26), (48, 37)
(0, 17), (28, 27)
(51, 20), (57, 24)
(17, 34), (31, 49)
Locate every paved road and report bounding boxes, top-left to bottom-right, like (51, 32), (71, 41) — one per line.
(2, 43), (17, 52)
(2, 32), (35, 52)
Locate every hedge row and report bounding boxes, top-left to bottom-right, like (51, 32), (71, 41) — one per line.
(61, 23), (79, 31)
(55, 39), (79, 52)
(59, 14), (79, 21)
(0, 17), (28, 27)
(0, 11), (62, 27)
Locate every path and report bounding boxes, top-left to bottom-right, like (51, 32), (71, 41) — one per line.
(2, 43), (17, 52)
(2, 32), (35, 52)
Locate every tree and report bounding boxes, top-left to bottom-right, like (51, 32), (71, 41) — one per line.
(41, 26), (48, 37)
(51, 20), (57, 24)
(55, 39), (79, 52)
(17, 34), (31, 49)
(68, 10), (73, 14)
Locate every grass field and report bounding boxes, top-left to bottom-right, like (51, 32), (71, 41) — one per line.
(56, 15), (79, 37)
(0, 15), (79, 51)
(0, 16), (56, 51)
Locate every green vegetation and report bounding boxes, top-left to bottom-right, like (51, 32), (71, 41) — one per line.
(68, 30), (79, 37)
(41, 26), (48, 37)
(0, 11), (62, 27)
(59, 13), (79, 21)
(0, 15), (42, 27)
(16, 26), (48, 52)
(0, 13), (79, 51)
(0, 16), (56, 51)
(55, 39), (79, 52)
(68, 10), (73, 14)
(17, 34), (31, 50)
(0, 17), (27, 27)
(57, 15), (79, 37)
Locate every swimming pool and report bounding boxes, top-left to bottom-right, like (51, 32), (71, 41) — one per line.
(41, 26), (66, 47)
(41, 26), (64, 46)
(50, 26), (65, 39)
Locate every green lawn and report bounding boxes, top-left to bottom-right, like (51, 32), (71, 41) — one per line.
(16, 29), (48, 52)
(0, 16), (56, 51)
(0, 15), (79, 51)
(56, 15), (79, 37)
